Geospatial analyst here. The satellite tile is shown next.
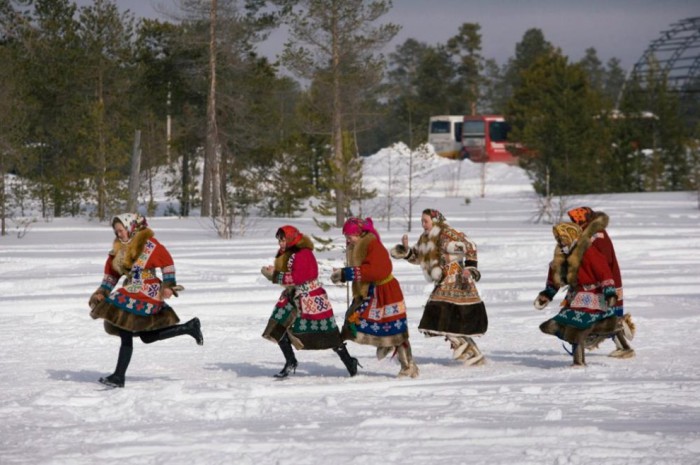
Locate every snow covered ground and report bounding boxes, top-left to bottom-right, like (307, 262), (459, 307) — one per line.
(1, 145), (699, 464)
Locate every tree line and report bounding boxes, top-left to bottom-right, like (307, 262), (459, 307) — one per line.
(1, 0), (698, 236)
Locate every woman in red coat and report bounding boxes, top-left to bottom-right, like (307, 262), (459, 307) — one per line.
(261, 225), (358, 378)
(567, 206), (635, 357)
(331, 217), (419, 378)
(535, 222), (630, 366)
(89, 213), (203, 388)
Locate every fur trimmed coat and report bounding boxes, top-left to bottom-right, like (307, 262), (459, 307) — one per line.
(541, 212), (622, 312)
(262, 235), (342, 350)
(89, 228), (180, 335)
(392, 223), (488, 337)
(338, 233), (410, 347)
(546, 231), (617, 311)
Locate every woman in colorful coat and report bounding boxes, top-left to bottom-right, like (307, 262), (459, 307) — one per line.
(566, 206), (635, 358)
(331, 217), (419, 378)
(89, 213), (203, 388)
(534, 222), (633, 366)
(261, 225), (358, 378)
(391, 209), (487, 366)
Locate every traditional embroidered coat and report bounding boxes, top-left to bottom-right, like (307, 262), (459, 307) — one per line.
(339, 233), (410, 347)
(542, 211), (623, 315)
(262, 235), (342, 350)
(395, 223), (488, 337)
(542, 231), (618, 330)
(90, 228), (180, 335)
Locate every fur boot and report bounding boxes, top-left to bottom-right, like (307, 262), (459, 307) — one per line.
(609, 332), (635, 358)
(397, 342), (419, 378)
(376, 346), (394, 361)
(455, 337), (485, 366)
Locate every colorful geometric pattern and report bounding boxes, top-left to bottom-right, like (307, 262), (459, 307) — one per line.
(350, 284), (408, 338)
(271, 297), (338, 335)
(106, 289), (161, 316)
(553, 307), (617, 329)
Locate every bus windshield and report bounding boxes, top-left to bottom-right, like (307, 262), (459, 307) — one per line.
(463, 120), (485, 137)
(489, 121), (510, 142)
(430, 121), (451, 134)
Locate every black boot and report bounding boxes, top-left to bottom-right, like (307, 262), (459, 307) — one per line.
(274, 333), (298, 379)
(99, 334), (133, 388)
(334, 343), (360, 377)
(139, 317), (203, 346)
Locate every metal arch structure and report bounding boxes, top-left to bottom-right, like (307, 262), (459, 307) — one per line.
(631, 17), (700, 93)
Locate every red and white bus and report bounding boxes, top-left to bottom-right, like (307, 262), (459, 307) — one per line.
(461, 115), (517, 163)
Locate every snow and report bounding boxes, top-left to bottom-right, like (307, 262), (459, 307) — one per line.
(2, 144), (700, 464)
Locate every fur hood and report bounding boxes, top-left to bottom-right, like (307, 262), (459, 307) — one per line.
(584, 211), (609, 238)
(550, 230), (592, 289)
(550, 212), (609, 288)
(274, 234), (314, 272)
(110, 228), (155, 275)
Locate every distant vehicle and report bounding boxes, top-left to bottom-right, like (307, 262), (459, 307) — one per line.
(461, 115), (517, 163)
(427, 115), (463, 159)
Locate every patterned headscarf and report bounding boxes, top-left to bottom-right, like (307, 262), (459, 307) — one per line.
(422, 208), (446, 224)
(342, 217), (381, 242)
(276, 225), (303, 248)
(567, 207), (594, 226)
(552, 222), (581, 249)
(112, 213), (148, 241)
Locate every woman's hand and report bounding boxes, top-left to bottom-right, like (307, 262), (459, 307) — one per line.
(260, 265), (274, 281)
(162, 287), (174, 299)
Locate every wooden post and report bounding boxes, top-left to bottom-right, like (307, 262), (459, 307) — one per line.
(127, 130), (141, 213)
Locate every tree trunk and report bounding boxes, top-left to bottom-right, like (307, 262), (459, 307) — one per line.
(202, 0), (219, 217)
(127, 130), (141, 212)
(332, 9), (344, 227)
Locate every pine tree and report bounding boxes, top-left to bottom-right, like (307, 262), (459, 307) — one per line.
(507, 50), (610, 196)
(281, 0), (398, 226)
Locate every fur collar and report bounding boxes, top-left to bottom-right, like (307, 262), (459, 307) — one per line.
(416, 225), (443, 282)
(348, 233), (375, 267)
(550, 231), (592, 288)
(582, 211), (609, 242)
(110, 228), (155, 275)
(551, 211), (608, 287)
(274, 234), (314, 272)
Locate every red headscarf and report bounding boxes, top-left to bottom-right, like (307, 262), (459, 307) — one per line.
(276, 225), (303, 248)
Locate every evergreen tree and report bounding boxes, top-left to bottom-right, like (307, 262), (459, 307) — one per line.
(495, 28), (554, 112)
(507, 50), (610, 196)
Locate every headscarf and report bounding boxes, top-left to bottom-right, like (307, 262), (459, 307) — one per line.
(342, 217), (381, 242)
(567, 206), (594, 226)
(276, 225), (303, 248)
(422, 208), (446, 224)
(112, 213), (148, 241)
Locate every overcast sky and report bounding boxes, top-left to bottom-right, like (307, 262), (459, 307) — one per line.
(81, 0), (698, 70)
